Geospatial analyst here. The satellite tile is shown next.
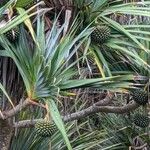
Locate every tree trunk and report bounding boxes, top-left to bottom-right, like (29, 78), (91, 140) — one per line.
(0, 57), (23, 149)
(0, 119), (13, 150)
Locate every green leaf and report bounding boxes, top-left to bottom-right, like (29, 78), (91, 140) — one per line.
(47, 99), (72, 150)
(17, 8), (36, 43)
(102, 16), (149, 52)
(0, 82), (14, 107)
(15, 0), (34, 8)
(60, 75), (135, 90)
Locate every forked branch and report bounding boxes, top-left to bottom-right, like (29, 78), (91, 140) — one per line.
(13, 101), (139, 128)
(0, 93), (139, 128)
(1, 98), (45, 120)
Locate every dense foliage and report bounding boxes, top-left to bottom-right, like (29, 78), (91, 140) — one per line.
(0, 0), (149, 149)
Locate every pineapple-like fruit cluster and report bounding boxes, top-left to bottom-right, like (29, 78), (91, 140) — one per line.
(35, 121), (57, 137)
(131, 89), (148, 105)
(5, 27), (19, 42)
(91, 26), (111, 44)
(133, 113), (149, 128)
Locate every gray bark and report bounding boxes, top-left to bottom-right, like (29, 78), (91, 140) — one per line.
(0, 57), (23, 148)
(0, 119), (13, 150)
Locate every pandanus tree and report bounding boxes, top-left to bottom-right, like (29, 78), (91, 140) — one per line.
(0, 0), (150, 149)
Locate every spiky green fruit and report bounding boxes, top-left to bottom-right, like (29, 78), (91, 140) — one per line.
(131, 89), (148, 105)
(5, 27), (19, 42)
(91, 26), (111, 44)
(35, 121), (57, 137)
(133, 114), (149, 128)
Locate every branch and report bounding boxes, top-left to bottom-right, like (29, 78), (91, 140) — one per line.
(1, 92), (140, 128)
(0, 92), (112, 120)
(94, 92), (113, 106)
(13, 100), (139, 128)
(2, 99), (31, 119)
(63, 101), (139, 122)
(13, 119), (40, 128)
(1, 99), (45, 120)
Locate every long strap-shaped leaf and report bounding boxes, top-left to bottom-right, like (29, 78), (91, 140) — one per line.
(47, 99), (72, 150)
(0, 82), (14, 108)
(102, 16), (149, 53)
